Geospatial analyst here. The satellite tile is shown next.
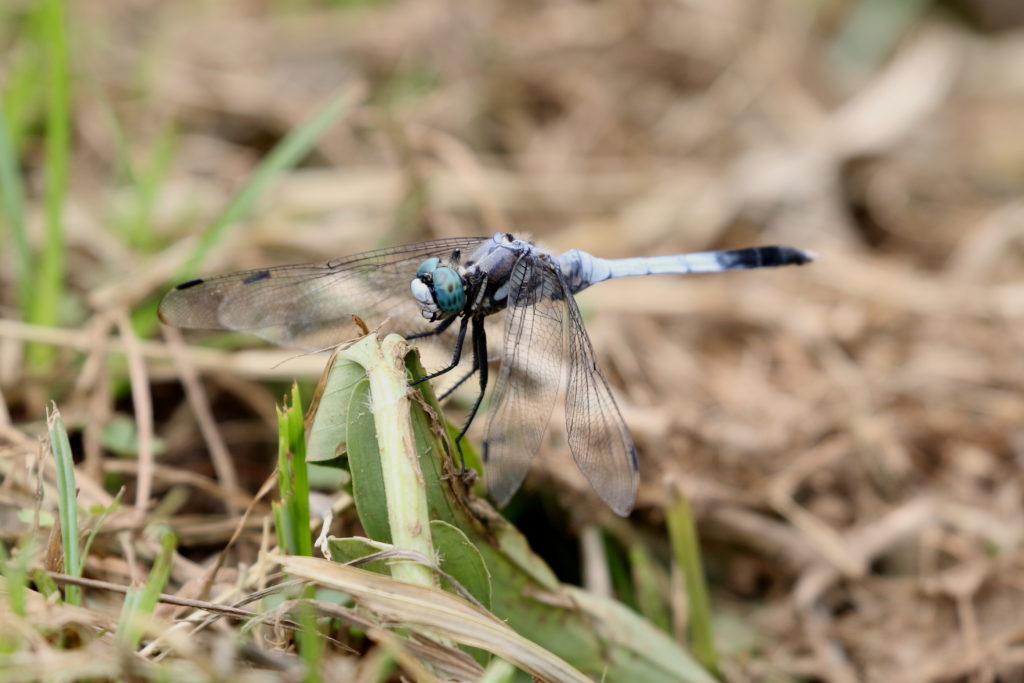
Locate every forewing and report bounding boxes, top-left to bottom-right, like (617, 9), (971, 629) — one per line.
(158, 237), (488, 349)
(564, 285), (639, 515)
(483, 255), (568, 508)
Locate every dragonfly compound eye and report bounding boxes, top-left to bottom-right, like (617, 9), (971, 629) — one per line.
(416, 257), (441, 278)
(430, 267), (465, 313)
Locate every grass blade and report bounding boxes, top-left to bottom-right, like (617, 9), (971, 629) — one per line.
(0, 540), (34, 617)
(276, 384), (312, 557)
(177, 86), (364, 279)
(46, 403), (81, 606)
(28, 0), (71, 368)
(297, 600), (325, 683)
(0, 109), (30, 314)
(116, 527), (177, 649)
(666, 491), (718, 676)
(81, 490), (124, 560)
(629, 543), (671, 633)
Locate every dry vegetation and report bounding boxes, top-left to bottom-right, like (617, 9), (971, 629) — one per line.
(2, 0), (1024, 680)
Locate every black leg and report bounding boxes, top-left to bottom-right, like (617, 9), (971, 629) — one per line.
(410, 315), (471, 386)
(453, 317), (488, 474)
(406, 314), (457, 341)
(437, 362), (478, 402)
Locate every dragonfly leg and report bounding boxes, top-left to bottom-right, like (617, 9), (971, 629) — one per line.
(406, 313), (457, 341)
(453, 317), (488, 475)
(436, 362), (478, 402)
(410, 315), (471, 386)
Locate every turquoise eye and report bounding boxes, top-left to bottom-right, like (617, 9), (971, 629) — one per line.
(430, 267), (465, 313)
(416, 257), (441, 278)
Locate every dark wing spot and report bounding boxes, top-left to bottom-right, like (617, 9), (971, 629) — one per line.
(243, 270), (271, 284)
(175, 278), (204, 290)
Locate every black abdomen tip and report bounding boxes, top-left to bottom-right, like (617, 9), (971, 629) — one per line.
(783, 247), (816, 265)
(757, 246), (815, 267)
(727, 246), (816, 268)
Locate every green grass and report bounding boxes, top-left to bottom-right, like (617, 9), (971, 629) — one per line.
(0, 108), (30, 314)
(47, 403), (81, 606)
(0, 3), (70, 366)
(28, 0), (71, 369)
(130, 85), (364, 339)
(116, 527), (177, 649)
(297, 599), (326, 683)
(274, 384), (314, 557)
(667, 492), (719, 677)
(0, 7), (45, 156)
(177, 87), (363, 281)
(630, 543), (672, 633)
(0, 540), (33, 618)
(106, 113), (179, 252)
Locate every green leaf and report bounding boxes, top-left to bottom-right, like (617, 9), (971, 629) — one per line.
(327, 537), (391, 575)
(565, 586), (716, 683)
(345, 376), (391, 544)
(432, 519), (493, 667)
(430, 520), (491, 611)
(305, 351), (366, 463)
(100, 415), (166, 457)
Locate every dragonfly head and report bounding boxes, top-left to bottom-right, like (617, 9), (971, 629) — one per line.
(411, 258), (467, 321)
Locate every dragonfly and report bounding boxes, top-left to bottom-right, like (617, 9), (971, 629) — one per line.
(159, 232), (814, 515)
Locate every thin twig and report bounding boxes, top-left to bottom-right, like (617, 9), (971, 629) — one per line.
(115, 309), (155, 518)
(162, 324), (242, 513)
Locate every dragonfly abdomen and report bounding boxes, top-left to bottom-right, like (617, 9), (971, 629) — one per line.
(559, 245), (815, 293)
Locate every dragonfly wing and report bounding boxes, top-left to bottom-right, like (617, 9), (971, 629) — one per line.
(483, 254), (568, 508)
(158, 237), (488, 349)
(563, 281), (639, 515)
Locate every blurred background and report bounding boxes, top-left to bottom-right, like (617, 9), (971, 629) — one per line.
(2, 0), (1024, 679)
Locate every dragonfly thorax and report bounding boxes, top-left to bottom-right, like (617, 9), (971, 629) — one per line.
(411, 259), (467, 321)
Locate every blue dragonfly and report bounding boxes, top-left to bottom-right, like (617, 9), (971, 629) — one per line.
(159, 232), (814, 514)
